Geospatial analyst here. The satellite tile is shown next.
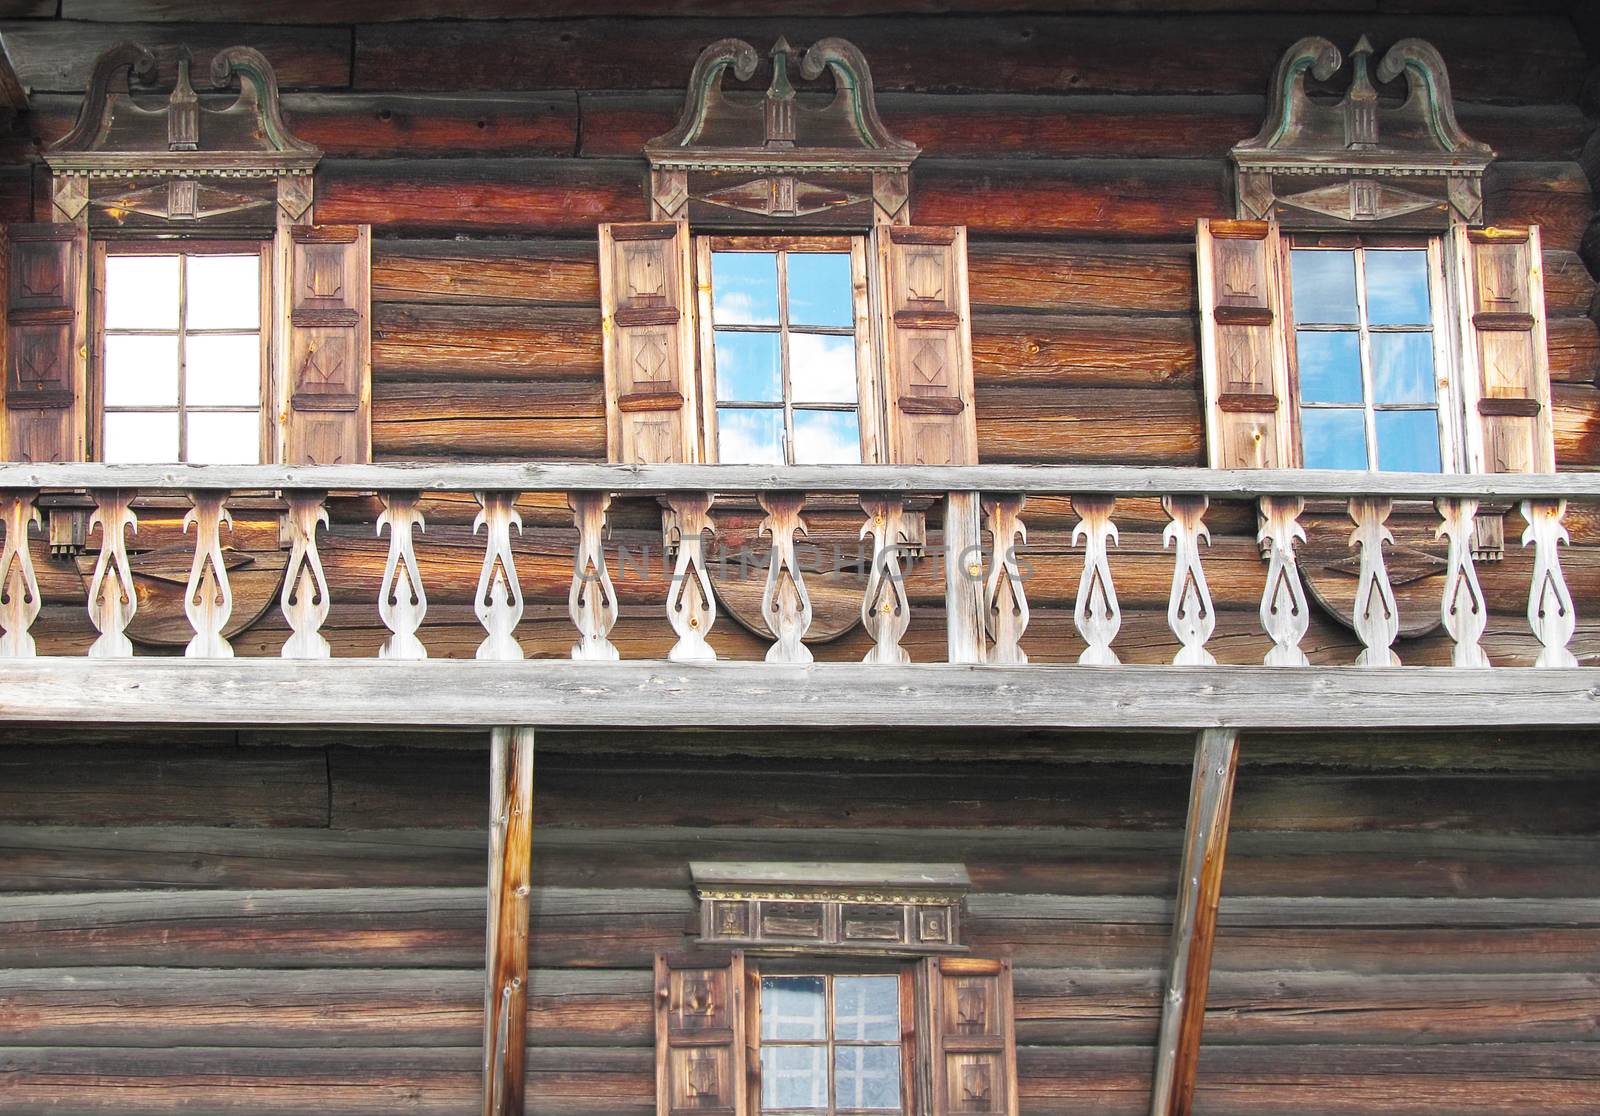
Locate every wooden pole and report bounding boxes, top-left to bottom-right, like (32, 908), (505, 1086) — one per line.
(944, 490), (987, 663)
(483, 725), (534, 1116)
(1149, 727), (1240, 1116)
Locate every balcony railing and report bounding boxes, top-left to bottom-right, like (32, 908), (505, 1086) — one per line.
(1, 462), (1596, 730)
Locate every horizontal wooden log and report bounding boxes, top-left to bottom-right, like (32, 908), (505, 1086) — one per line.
(374, 304), (600, 380)
(1483, 161), (1593, 252)
(973, 314), (1196, 388)
(1553, 383), (1600, 466)
(1547, 317), (1599, 384)
(1541, 250), (1600, 317)
(968, 241), (1196, 314)
(289, 92), (576, 158)
(976, 385), (1204, 463)
(372, 380), (605, 459)
(373, 239), (598, 307)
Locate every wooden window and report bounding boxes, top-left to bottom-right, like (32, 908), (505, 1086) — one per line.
(753, 967), (912, 1115)
(94, 241), (270, 465)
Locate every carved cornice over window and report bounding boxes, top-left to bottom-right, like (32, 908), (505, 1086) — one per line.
(645, 36), (919, 227)
(1232, 35), (1494, 228)
(691, 862), (968, 954)
(43, 43), (321, 226)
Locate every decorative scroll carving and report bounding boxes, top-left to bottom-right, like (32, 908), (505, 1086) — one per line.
(568, 492), (620, 661)
(280, 491), (330, 660)
(1520, 499), (1577, 669)
(1163, 496), (1216, 666)
(376, 492), (426, 660)
(861, 494), (912, 664)
(758, 492), (813, 664)
(1072, 495), (1121, 665)
(181, 491), (234, 658)
(1256, 496), (1309, 667)
(1435, 498), (1489, 669)
(1348, 498), (1400, 666)
(645, 36), (919, 226)
(1231, 36), (1493, 227)
(473, 491), (524, 662)
(665, 493), (716, 662)
(0, 491), (41, 658)
(87, 490), (138, 659)
(983, 494), (1028, 665)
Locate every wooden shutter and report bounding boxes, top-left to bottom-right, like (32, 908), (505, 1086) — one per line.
(655, 953), (747, 1116)
(924, 957), (1018, 1116)
(3, 223), (87, 463)
(1451, 225), (1555, 474)
(875, 225), (977, 465)
(1196, 218), (1292, 469)
(601, 221), (698, 464)
(284, 224), (371, 465)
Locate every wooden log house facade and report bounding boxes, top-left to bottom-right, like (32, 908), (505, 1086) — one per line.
(0, 2), (1597, 1114)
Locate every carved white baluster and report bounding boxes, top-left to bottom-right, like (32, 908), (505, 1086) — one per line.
(1163, 495), (1215, 666)
(1436, 498), (1489, 669)
(759, 492), (813, 665)
(281, 491), (331, 659)
(1072, 495), (1121, 665)
(983, 494), (1028, 665)
(665, 493), (716, 662)
(568, 491), (620, 661)
(0, 490), (41, 658)
(1521, 498), (1578, 668)
(182, 491), (235, 658)
(860, 494), (911, 664)
(1348, 497), (1399, 667)
(377, 491), (427, 660)
(1256, 496), (1309, 667)
(474, 491), (524, 661)
(87, 489), (138, 659)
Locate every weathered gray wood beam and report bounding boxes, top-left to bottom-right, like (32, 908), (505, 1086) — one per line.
(1150, 728), (1240, 1116)
(483, 726), (534, 1116)
(1, 660), (1596, 729)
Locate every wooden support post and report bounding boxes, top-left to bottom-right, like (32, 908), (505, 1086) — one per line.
(483, 725), (534, 1116)
(944, 490), (987, 664)
(1150, 727), (1240, 1116)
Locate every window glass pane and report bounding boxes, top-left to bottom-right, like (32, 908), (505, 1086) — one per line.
(1290, 250), (1358, 325)
(761, 1045), (827, 1109)
(103, 411), (178, 463)
(1370, 332), (1436, 405)
(187, 411), (261, 465)
(1375, 410), (1442, 473)
(186, 334), (261, 406)
(711, 252), (779, 326)
(186, 255), (261, 330)
(1300, 408), (1368, 470)
(1295, 331), (1362, 405)
(834, 976), (899, 1041)
(793, 409), (861, 465)
(717, 408), (785, 465)
(1364, 250), (1431, 326)
(105, 256), (179, 330)
(786, 252), (854, 328)
(714, 331), (782, 402)
(762, 976), (827, 1040)
(103, 334), (178, 407)
(834, 1046), (901, 1111)
(790, 333), (857, 403)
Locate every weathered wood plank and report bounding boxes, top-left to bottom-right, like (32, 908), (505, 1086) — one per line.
(373, 240), (598, 308)
(967, 241), (1196, 315)
(973, 315), (1196, 388)
(1483, 161), (1593, 252)
(372, 380), (605, 460)
(373, 304), (600, 380)
(483, 726), (533, 1116)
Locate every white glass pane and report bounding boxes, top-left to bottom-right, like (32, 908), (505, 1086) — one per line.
(1295, 331), (1361, 405)
(103, 334), (178, 407)
(793, 409), (861, 465)
(714, 331), (782, 402)
(1290, 250), (1358, 326)
(834, 1046), (901, 1111)
(761, 1045), (827, 1110)
(711, 252), (779, 325)
(103, 411), (178, 463)
(1370, 333), (1436, 405)
(1375, 410), (1442, 473)
(786, 252), (854, 327)
(790, 333), (857, 403)
(105, 256), (179, 330)
(186, 334), (262, 406)
(762, 977), (827, 1042)
(187, 411), (261, 465)
(1364, 250), (1431, 327)
(186, 255), (261, 330)
(717, 408), (785, 465)
(1300, 409), (1368, 470)
(834, 976), (899, 1041)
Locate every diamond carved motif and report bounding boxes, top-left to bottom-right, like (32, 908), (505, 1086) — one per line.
(17, 341), (60, 388)
(911, 341), (947, 387)
(298, 346), (346, 390)
(633, 331), (669, 383)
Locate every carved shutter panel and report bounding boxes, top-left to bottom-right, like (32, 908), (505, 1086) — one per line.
(924, 957), (1018, 1116)
(601, 221), (698, 464)
(655, 953), (746, 1116)
(1196, 218), (1292, 469)
(875, 225), (977, 465)
(285, 224), (371, 465)
(4, 224), (87, 463)
(1452, 225), (1556, 474)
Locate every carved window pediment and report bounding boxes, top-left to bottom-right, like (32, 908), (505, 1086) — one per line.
(1232, 35), (1494, 227)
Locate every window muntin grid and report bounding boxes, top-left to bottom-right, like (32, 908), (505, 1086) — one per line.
(759, 974), (903, 1116)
